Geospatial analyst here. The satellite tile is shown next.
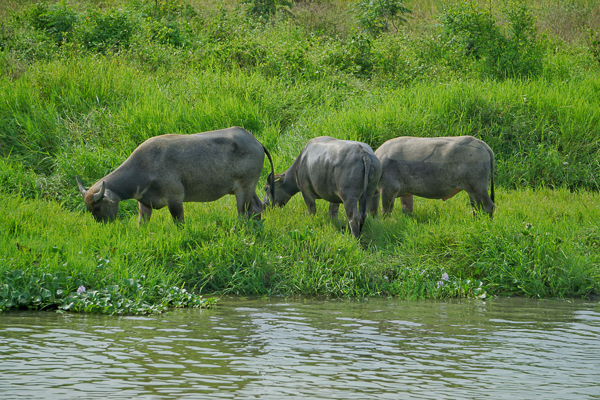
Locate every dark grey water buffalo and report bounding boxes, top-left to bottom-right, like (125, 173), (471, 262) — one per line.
(263, 136), (382, 238)
(76, 127), (274, 224)
(371, 136), (495, 217)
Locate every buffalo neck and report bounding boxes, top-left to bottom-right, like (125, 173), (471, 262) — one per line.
(100, 167), (147, 202)
(282, 162), (301, 197)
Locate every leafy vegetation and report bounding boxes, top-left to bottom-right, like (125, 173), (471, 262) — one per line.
(0, 0), (599, 313)
(353, 0), (412, 37)
(439, 0), (546, 79)
(0, 269), (216, 314)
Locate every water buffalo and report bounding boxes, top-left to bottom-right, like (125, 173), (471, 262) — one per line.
(263, 136), (382, 238)
(76, 127), (274, 224)
(371, 136), (495, 217)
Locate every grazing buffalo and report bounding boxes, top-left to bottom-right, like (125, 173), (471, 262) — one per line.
(371, 136), (495, 217)
(263, 136), (382, 238)
(76, 127), (274, 224)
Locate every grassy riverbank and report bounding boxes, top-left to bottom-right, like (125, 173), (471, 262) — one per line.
(1, 0), (599, 313)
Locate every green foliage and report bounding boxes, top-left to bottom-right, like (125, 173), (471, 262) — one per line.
(0, 269), (216, 314)
(432, 272), (487, 299)
(26, 2), (78, 44)
(60, 281), (216, 314)
(589, 28), (600, 67)
(242, 0), (293, 22)
(78, 8), (136, 52)
(440, 0), (546, 79)
(0, 185), (599, 312)
(140, 0), (193, 20)
(144, 18), (186, 46)
(138, 0), (196, 47)
(353, 0), (412, 37)
(321, 34), (374, 76)
(461, 219), (597, 297)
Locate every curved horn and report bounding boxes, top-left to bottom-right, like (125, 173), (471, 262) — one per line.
(75, 176), (87, 197)
(92, 181), (106, 203)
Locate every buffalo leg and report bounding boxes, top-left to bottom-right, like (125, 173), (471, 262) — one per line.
(358, 199), (368, 232)
(469, 195), (476, 209)
(343, 198), (361, 238)
(468, 195), (478, 217)
(400, 195), (413, 214)
(328, 203), (340, 224)
(235, 187), (261, 220)
(328, 202), (346, 231)
(138, 202), (152, 224)
(469, 192), (494, 218)
(168, 201), (185, 224)
(248, 193), (263, 220)
(381, 190), (397, 217)
(301, 192), (317, 215)
(369, 190), (380, 217)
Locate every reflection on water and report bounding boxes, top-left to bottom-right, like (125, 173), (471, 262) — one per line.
(1, 297), (599, 399)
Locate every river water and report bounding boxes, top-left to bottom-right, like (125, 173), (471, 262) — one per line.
(1, 297), (599, 399)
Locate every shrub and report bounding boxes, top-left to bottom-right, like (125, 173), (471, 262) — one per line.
(353, 0), (412, 37)
(292, 1), (354, 39)
(26, 2), (78, 45)
(145, 19), (186, 46)
(322, 34), (374, 76)
(440, 0), (546, 79)
(78, 8), (136, 53)
(371, 34), (423, 85)
(222, 41), (269, 69)
(589, 28), (600, 67)
(140, 0), (193, 20)
(242, 0), (293, 22)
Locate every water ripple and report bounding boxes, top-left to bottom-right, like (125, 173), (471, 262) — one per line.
(0, 298), (599, 399)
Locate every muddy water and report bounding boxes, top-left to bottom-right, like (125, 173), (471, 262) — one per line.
(1, 297), (599, 399)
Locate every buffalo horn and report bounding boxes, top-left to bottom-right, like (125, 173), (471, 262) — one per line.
(76, 176), (87, 197)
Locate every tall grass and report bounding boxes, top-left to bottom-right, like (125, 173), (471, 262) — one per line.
(1, 57), (598, 209)
(1, 187), (598, 303)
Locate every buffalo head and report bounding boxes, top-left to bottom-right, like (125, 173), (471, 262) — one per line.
(262, 172), (294, 208)
(76, 177), (120, 222)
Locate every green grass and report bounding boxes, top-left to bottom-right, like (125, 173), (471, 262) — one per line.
(2, 187), (598, 307)
(1, 58), (598, 205)
(0, 0), (599, 313)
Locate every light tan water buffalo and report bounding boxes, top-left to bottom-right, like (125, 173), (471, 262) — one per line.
(370, 135), (495, 217)
(263, 136), (382, 238)
(76, 127), (274, 224)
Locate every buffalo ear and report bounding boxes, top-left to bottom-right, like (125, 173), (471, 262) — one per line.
(266, 172), (273, 185)
(76, 176), (87, 197)
(92, 181), (106, 203)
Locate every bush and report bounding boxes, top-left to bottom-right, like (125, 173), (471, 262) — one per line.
(144, 19), (186, 46)
(322, 34), (374, 76)
(353, 0), (411, 37)
(589, 28), (600, 67)
(26, 2), (78, 45)
(440, 0), (546, 79)
(78, 8), (136, 53)
(242, 0), (293, 22)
